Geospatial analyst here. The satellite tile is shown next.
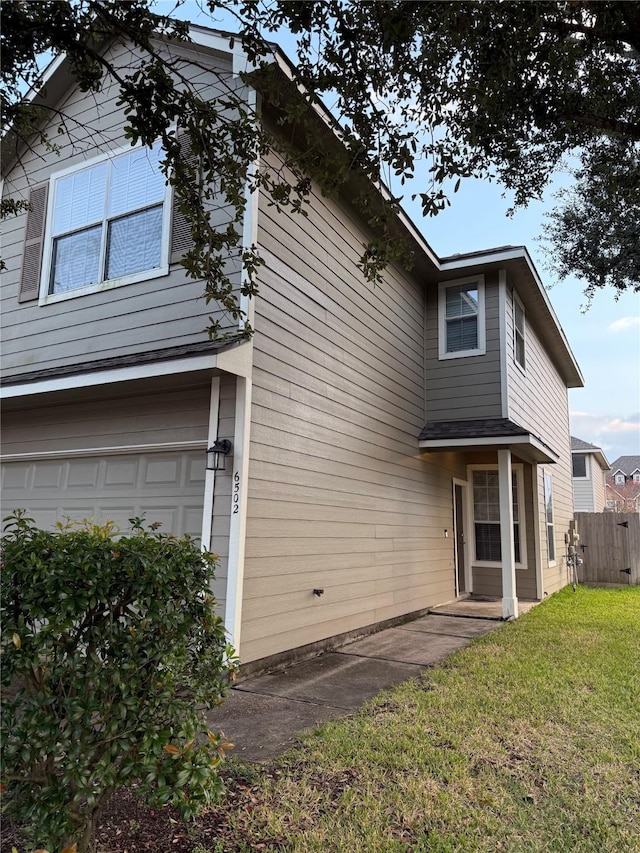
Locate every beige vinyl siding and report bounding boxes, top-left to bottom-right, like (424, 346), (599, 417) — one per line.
(592, 459), (607, 512)
(1, 40), (241, 379)
(1, 381), (210, 456)
(424, 273), (502, 421)
(240, 165), (465, 664)
(573, 455), (607, 513)
(505, 286), (573, 593)
(573, 464), (597, 512)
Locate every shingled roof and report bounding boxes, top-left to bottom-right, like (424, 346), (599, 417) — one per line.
(609, 455), (640, 475)
(571, 436), (602, 452)
(570, 436), (610, 470)
(418, 418), (558, 464)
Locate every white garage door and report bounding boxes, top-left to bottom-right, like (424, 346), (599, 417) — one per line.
(1, 450), (206, 539)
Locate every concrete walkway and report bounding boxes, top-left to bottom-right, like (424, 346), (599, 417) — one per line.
(206, 613), (500, 762)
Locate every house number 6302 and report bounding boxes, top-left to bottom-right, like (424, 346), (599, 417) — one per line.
(233, 471), (240, 514)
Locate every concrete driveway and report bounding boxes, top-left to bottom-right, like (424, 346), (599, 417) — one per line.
(206, 613), (500, 762)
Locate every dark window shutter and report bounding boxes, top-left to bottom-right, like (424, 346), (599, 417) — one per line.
(19, 182), (49, 302)
(170, 132), (197, 265)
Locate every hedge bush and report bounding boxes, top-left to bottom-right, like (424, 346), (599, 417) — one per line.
(1, 511), (237, 853)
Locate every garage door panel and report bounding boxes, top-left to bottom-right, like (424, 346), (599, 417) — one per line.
(1, 462), (31, 490)
(187, 456), (207, 484)
(33, 462), (64, 490)
(103, 459), (138, 487)
(1, 451), (205, 540)
(67, 460), (101, 488)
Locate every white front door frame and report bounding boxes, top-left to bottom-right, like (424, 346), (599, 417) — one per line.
(452, 478), (471, 596)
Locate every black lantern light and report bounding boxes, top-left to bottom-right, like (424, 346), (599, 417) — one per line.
(206, 439), (232, 471)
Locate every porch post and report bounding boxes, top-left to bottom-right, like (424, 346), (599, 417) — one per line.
(498, 448), (519, 619)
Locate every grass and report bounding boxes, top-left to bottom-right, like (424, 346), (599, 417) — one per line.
(209, 586), (640, 852)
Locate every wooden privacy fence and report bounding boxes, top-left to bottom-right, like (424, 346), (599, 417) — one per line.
(574, 512), (640, 586)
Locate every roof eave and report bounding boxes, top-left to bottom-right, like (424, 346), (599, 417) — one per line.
(419, 433), (559, 465)
(441, 247), (583, 389)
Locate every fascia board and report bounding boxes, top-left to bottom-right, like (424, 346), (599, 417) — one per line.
(419, 433), (559, 464)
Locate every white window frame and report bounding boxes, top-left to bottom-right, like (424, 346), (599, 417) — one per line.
(572, 453), (589, 480)
(468, 463), (527, 570)
(543, 470), (556, 566)
(38, 141), (172, 306)
(513, 290), (526, 371)
(633, 472), (640, 483)
(614, 472), (625, 485)
(438, 275), (486, 360)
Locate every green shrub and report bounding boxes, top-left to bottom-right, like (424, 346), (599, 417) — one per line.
(1, 511), (237, 853)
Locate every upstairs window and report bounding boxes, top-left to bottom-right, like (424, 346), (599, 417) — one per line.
(438, 276), (486, 359)
(572, 454), (588, 478)
(513, 292), (526, 369)
(40, 141), (170, 302)
(633, 472), (640, 483)
(615, 473), (625, 485)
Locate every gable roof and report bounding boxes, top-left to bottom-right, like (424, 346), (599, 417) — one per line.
(609, 456), (640, 476)
(571, 436), (610, 470)
(3, 24), (583, 390)
(571, 436), (600, 452)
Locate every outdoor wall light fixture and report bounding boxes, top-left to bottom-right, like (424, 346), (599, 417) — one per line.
(206, 439), (232, 471)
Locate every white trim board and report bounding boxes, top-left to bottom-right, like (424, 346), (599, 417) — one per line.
(201, 376), (221, 552)
(0, 440), (207, 463)
(224, 376), (252, 654)
(420, 433), (559, 464)
(1, 343), (253, 399)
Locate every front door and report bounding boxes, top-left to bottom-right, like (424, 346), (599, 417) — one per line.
(453, 481), (468, 596)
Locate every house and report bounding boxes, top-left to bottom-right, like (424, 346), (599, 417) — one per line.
(571, 436), (610, 512)
(0, 27), (584, 672)
(605, 456), (640, 512)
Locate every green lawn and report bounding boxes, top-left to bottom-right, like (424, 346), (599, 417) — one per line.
(212, 586), (640, 852)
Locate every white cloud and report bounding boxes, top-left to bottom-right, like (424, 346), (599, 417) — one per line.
(570, 411), (640, 461)
(601, 416), (640, 434)
(607, 316), (640, 333)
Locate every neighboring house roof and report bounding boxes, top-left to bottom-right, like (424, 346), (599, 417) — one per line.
(609, 455), (640, 476)
(570, 436), (610, 470)
(419, 418), (558, 464)
(2, 25), (584, 392)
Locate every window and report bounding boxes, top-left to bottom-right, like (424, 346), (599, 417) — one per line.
(572, 454), (587, 478)
(471, 467), (523, 565)
(41, 141), (170, 302)
(513, 292), (526, 369)
(615, 473), (625, 485)
(606, 500), (615, 508)
(438, 276), (486, 359)
(544, 471), (555, 563)
(633, 472), (640, 483)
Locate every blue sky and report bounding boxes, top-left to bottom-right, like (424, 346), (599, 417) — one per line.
(171, 1), (640, 463)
